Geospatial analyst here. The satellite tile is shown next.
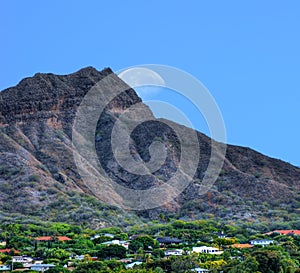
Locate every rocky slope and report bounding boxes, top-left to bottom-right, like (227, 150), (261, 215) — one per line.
(0, 67), (299, 227)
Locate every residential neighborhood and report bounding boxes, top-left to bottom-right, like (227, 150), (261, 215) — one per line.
(0, 221), (300, 272)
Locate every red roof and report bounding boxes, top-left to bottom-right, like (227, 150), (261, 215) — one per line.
(266, 230), (300, 236)
(232, 244), (253, 249)
(36, 236), (72, 241)
(0, 248), (20, 254)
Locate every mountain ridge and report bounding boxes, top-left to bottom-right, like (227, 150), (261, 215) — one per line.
(0, 67), (299, 227)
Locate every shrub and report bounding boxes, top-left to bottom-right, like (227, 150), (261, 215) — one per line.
(28, 174), (40, 182)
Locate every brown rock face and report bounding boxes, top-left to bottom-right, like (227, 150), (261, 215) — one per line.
(0, 67), (300, 226)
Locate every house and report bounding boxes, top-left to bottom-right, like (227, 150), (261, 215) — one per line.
(250, 239), (273, 247)
(72, 254), (97, 261)
(156, 237), (182, 246)
(30, 264), (55, 271)
(101, 239), (129, 249)
(91, 234), (100, 240)
(12, 256), (33, 264)
(193, 246), (223, 254)
(73, 254), (85, 260)
(12, 256), (34, 268)
(164, 249), (183, 256)
(103, 233), (115, 238)
(0, 265), (10, 271)
(266, 230), (300, 236)
(0, 248), (20, 254)
(192, 268), (209, 273)
(217, 231), (227, 238)
(91, 233), (115, 240)
(35, 236), (72, 242)
(119, 258), (133, 263)
(231, 243), (253, 249)
(33, 258), (44, 264)
(129, 234), (144, 240)
(125, 261), (143, 269)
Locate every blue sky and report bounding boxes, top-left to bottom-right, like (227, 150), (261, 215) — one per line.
(0, 1), (299, 166)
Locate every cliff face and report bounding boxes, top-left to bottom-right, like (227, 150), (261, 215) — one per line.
(0, 67), (143, 227)
(0, 67), (300, 227)
(0, 67), (112, 131)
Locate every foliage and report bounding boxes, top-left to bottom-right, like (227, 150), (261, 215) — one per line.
(73, 261), (108, 273)
(170, 255), (199, 273)
(129, 235), (156, 252)
(252, 250), (281, 273)
(97, 244), (127, 259)
(226, 256), (259, 273)
(45, 266), (70, 272)
(0, 220), (299, 273)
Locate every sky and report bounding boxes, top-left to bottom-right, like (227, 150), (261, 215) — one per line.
(0, 1), (299, 166)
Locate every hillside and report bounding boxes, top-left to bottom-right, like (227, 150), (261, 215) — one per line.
(0, 67), (300, 227)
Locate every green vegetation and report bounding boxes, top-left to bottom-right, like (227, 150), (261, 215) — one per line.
(0, 220), (299, 272)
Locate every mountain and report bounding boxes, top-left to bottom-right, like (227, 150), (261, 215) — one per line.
(0, 67), (300, 228)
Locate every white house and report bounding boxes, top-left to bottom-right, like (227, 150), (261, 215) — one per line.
(103, 233), (115, 238)
(73, 254), (85, 260)
(0, 265), (10, 271)
(164, 249), (183, 256)
(125, 261), (143, 269)
(12, 256), (33, 264)
(192, 268), (209, 273)
(30, 264), (55, 271)
(91, 233), (115, 240)
(193, 246), (223, 254)
(101, 239), (129, 249)
(250, 239), (274, 247)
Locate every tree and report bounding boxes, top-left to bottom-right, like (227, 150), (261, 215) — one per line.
(203, 260), (227, 270)
(0, 254), (9, 264)
(45, 266), (70, 273)
(158, 213), (165, 223)
(146, 259), (172, 272)
(97, 244), (127, 259)
(253, 250), (281, 273)
(214, 238), (236, 249)
(281, 241), (298, 256)
(226, 256), (259, 273)
(170, 255), (198, 273)
(84, 254), (92, 262)
(154, 267), (164, 273)
(0, 224), (20, 248)
(129, 235), (156, 252)
(152, 249), (165, 259)
(128, 240), (143, 253)
(12, 262), (24, 269)
(93, 236), (114, 245)
(114, 233), (128, 241)
(45, 248), (70, 260)
(73, 261), (108, 273)
(145, 253), (153, 263)
(103, 260), (125, 270)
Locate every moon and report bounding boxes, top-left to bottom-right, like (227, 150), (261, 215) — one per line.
(118, 67), (166, 88)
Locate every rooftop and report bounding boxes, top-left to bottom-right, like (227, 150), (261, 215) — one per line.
(35, 236), (72, 241)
